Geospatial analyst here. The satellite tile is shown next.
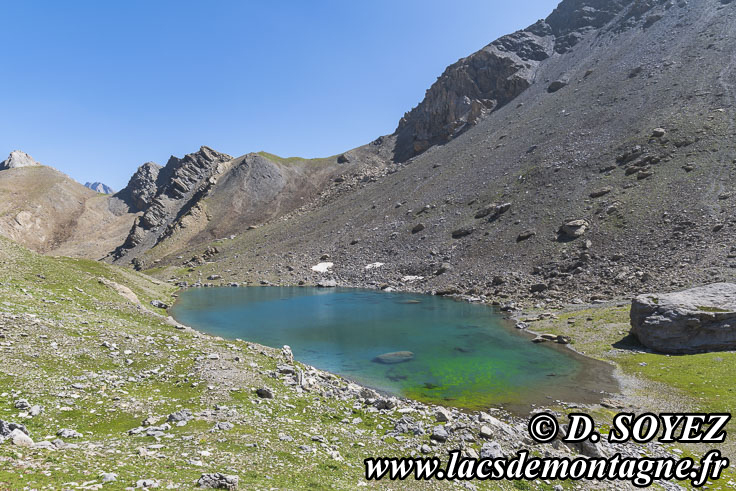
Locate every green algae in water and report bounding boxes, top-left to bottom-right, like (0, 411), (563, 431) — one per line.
(172, 287), (615, 413)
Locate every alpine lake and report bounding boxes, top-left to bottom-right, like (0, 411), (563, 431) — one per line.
(171, 287), (616, 414)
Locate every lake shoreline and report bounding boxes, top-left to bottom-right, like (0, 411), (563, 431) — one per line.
(168, 284), (621, 416)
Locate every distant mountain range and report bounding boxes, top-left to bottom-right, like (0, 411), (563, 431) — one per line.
(85, 181), (115, 194)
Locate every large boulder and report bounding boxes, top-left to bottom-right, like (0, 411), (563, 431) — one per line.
(197, 473), (239, 489)
(630, 283), (736, 354)
(0, 420), (28, 437)
(558, 219), (589, 239)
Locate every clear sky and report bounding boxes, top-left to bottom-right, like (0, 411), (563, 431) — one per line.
(0, 0), (559, 190)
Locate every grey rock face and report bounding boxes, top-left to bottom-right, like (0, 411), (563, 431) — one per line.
(0, 150), (40, 170)
(394, 28), (553, 161)
(546, 0), (636, 39)
(114, 146), (232, 262)
(197, 473), (239, 489)
(116, 161), (162, 212)
(392, 0), (649, 161)
(630, 283), (736, 354)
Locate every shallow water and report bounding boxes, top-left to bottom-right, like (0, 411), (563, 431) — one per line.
(171, 287), (616, 413)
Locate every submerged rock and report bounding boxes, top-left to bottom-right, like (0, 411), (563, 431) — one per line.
(373, 351), (414, 364)
(630, 283), (736, 354)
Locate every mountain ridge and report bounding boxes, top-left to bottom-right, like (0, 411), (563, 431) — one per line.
(139, 0), (736, 306)
(0, 0), (734, 307)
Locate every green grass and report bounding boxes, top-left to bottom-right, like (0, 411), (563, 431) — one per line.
(533, 303), (736, 489)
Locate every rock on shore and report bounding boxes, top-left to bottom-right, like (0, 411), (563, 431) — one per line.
(630, 283), (736, 354)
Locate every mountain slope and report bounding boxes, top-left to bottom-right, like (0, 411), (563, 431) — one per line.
(0, 164), (135, 259)
(110, 143), (392, 269)
(150, 0), (736, 305)
(3, 0), (735, 308)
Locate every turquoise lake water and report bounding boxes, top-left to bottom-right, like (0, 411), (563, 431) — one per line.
(171, 287), (615, 412)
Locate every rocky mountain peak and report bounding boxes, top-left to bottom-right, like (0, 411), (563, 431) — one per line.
(84, 182), (114, 194)
(392, 0), (666, 161)
(392, 27), (554, 161)
(115, 161), (163, 212)
(0, 150), (41, 170)
(545, 0), (637, 36)
(156, 146), (232, 199)
(113, 146), (233, 264)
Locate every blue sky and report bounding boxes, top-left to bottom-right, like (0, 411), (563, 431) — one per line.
(0, 0), (559, 190)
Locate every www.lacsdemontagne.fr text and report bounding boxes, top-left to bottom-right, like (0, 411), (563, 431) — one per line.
(364, 449), (728, 487)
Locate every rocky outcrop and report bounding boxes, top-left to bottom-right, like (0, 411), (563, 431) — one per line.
(630, 283), (736, 354)
(115, 161), (162, 212)
(391, 0), (659, 161)
(546, 0), (636, 37)
(113, 146), (232, 264)
(0, 150), (40, 170)
(393, 24), (554, 161)
(84, 182), (114, 194)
